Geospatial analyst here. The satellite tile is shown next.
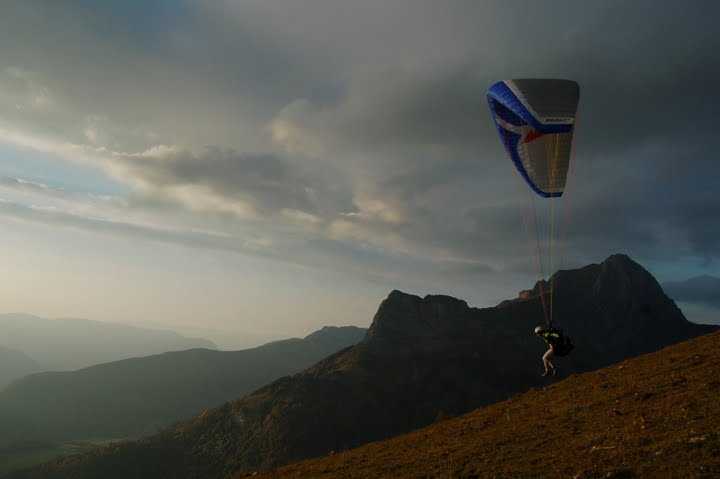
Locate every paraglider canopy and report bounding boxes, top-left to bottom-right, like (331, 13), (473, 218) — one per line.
(487, 79), (580, 198)
(486, 78), (581, 328)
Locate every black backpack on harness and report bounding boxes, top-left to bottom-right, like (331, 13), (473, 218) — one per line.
(552, 329), (574, 357)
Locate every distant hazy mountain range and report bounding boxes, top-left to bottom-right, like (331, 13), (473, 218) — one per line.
(0, 313), (217, 376)
(0, 326), (366, 450)
(11, 254), (716, 479)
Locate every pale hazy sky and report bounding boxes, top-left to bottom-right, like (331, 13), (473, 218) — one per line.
(1, 1), (718, 347)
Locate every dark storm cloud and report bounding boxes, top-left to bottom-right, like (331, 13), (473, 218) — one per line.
(0, 0), (331, 105)
(297, 2), (720, 153)
(336, 69), (495, 151)
(0, 1), (340, 152)
(120, 147), (352, 216)
(663, 276), (720, 309)
(335, 1), (720, 267)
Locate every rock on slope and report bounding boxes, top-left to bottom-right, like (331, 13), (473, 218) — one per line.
(10, 254), (717, 479)
(254, 330), (720, 478)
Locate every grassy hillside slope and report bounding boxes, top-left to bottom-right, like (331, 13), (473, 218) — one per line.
(254, 331), (720, 479)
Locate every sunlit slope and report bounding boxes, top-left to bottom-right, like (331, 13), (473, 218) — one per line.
(255, 331), (720, 479)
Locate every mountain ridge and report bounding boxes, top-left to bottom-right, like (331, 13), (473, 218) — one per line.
(0, 326), (366, 451)
(0, 313), (217, 372)
(7, 254), (717, 478)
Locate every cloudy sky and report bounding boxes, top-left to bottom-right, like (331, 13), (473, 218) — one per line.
(1, 1), (718, 347)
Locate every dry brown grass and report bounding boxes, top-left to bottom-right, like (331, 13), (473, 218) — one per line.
(244, 331), (720, 478)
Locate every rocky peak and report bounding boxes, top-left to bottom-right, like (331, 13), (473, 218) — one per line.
(365, 290), (473, 345)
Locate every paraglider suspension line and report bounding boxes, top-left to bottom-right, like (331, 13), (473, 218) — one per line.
(530, 193), (550, 327)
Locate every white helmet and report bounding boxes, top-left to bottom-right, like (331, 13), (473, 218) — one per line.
(534, 326), (544, 335)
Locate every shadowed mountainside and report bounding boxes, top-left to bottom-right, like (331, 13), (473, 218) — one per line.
(8, 254), (717, 479)
(252, 330), (720, 478)
(0, 326), (366, 449)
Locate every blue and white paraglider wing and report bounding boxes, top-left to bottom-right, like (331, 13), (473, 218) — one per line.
(487, 79), (580, 198)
